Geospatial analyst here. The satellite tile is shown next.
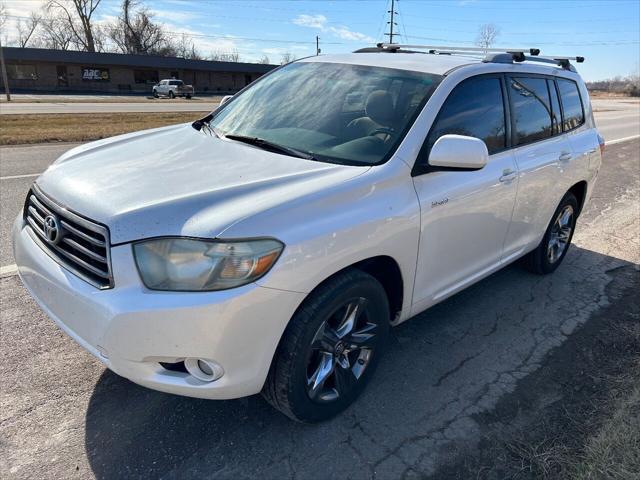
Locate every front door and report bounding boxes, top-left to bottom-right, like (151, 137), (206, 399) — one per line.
(411, 75), (518, 312)
(56, 66), (68, 87)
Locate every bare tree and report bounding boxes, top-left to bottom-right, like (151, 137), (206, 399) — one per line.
(475, 23), (499, 53)
(258, 54), (270, 65)
(173, 33), (202, 60)
(280, 52), (295, 65)
(108, 0), (177, 56)
(210, 50), (240, 62)
(36, 12), (76, 50)
(16, 12), (42, 48)
(0, 3), (7, 31)
(46, 0), (102, 52)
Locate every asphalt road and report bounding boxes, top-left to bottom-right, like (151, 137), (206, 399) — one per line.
(592, 98), (640, 142)
(0, 108), (639, 479)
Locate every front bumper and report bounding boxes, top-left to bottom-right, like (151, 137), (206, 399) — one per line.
(12, 216), (305, 399)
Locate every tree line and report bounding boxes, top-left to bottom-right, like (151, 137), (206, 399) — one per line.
(0, 0), (288, 64)
(586, 74), (640, 97)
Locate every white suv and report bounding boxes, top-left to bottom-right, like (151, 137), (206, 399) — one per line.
(13, 45), (603, 422)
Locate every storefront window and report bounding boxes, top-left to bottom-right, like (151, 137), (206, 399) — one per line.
(134, 70), (159, 84)
(7, 65), (37, 80)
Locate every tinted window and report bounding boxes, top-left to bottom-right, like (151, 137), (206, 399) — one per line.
(510, 77), (553, 145)
(557, 79), (585, 131)
(548, 79), (562, 135)
(170, 80), (183, 86)
(425, 76), (506, 156)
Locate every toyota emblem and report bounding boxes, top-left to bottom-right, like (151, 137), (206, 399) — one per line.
(43, 215), (61, 244)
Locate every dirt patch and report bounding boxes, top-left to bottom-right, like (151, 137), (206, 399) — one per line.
(427, 265), (640, 480)
(0, 112), (209, 145)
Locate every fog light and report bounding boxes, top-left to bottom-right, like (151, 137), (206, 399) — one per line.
(184, 358), (224, 382)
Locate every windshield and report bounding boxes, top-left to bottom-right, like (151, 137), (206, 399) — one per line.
(210, 61), (443, 166)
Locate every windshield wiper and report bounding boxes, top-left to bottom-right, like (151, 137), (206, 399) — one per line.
(225, 134), (316, 160)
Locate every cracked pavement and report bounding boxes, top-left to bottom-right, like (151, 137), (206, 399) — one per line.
(1, 139), (639, 479)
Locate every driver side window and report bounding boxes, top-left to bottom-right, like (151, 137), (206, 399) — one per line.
(418, 76), (506, 168)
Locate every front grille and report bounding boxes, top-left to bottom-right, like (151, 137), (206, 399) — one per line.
(24, 186), (113, 289)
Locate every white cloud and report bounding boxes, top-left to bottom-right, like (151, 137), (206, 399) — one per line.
(292, 14), (327, 29)
(150, 9), (200, 24)
(292, 13), (373, 43)
(328, 26), (373, 42)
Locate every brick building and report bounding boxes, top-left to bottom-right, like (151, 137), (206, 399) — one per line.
(1, 47), (276, 94)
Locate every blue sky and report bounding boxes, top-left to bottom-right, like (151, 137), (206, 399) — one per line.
(4, 0), (640, 80)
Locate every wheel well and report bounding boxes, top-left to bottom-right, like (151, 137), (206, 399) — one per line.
(569, 181), (587, 215)
(351, 256), (404, 322)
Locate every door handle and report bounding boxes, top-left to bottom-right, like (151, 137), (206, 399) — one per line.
(499, 169), (517, 183)
(559, 152), (572, 162)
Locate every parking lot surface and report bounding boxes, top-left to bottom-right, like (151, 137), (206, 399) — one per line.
(1, 141), (639, 477)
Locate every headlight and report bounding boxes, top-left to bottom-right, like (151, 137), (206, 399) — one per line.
(133, 238), (284, 291)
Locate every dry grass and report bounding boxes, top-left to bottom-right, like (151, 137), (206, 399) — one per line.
(571, 364), (640, 479)
(0, 112), (209, 145)
(505, 321), (640, 480)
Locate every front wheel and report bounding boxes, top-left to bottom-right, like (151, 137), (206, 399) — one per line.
(263, 269), (389, 423)
(522, 192), (578, 274)
(153, 90), (159, 98)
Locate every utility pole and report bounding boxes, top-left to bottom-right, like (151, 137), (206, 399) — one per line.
(0, 37), (10, 102)
(386, 0), (398, 44)
(316, 35), (320, 55)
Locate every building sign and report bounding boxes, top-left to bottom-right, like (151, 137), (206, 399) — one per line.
(82, 67), (110, 81)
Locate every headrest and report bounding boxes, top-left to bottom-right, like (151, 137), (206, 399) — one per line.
(365, 90), (394, 126)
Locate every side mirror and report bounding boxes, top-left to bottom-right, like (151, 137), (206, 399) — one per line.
(220, 95), (233, 106)
(428, 134), (488, 170)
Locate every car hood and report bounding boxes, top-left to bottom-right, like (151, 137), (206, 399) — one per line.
(37, 123), (368, 244)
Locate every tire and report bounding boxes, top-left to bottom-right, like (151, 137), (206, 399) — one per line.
(186, 95), (192, 99)
(522, 192), (579, 274)
(168, 91), (175, 99)
(153, 90), (159, 98)
(262, 269), (390, 423)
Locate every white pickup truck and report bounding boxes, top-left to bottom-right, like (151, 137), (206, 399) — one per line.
(152, 79), (194, 99)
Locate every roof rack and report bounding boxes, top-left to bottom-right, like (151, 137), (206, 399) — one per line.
(356, 43), (584, 71)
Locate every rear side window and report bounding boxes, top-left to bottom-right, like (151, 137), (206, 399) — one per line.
(425, 76), (506, 156)
(557, 78), (585, 131)
(509, 77), (553, 145)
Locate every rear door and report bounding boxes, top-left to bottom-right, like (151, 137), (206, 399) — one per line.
(501, 75), (575, 260)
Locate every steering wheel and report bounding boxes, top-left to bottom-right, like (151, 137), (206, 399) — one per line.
(368, 127), (396, 140)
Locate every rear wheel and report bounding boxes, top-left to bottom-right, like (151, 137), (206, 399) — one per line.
(168, 91), (175, 99)
(263, 269), (389, 423)
(523, 192), (578, 274)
